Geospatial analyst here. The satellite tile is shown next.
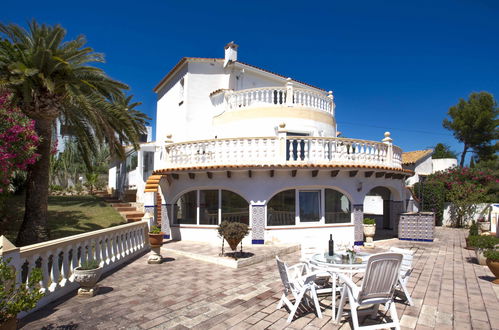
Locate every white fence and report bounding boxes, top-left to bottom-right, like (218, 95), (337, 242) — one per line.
(0, 221), (149, 316)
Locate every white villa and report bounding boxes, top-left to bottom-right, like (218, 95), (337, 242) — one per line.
(109, 42), (418, 248)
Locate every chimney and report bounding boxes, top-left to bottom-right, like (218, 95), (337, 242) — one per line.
(224, 41), (238, 67)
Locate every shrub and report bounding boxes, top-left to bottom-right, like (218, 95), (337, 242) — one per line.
(484, 249), (499, 261)
(149, 225), (162, 234)
(0, 257), (44, 323)
(363, 218), (376, 225)
(468, 221), (479, 237)
(79, 259), (101, 270)
(468, 235), (499, 249)
(218, 221), (249, 251)
(414, 181), (446, 225)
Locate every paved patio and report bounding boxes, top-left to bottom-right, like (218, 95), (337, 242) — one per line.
(21, 228), (499, 330)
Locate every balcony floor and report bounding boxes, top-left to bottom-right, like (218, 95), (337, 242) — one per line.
(20, 228), (499, 329)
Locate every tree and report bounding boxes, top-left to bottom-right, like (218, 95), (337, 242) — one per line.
(0, 21), (148, 245)
(443, 92), (499, 167)
(432, 143), (457, 159)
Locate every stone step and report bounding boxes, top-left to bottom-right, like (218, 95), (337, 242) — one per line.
(115, 206), (136, 212)
(111, 203), (131, 207)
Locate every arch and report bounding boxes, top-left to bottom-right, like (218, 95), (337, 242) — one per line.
(170, 186), (250, 206)
(364, 186), (393, 230)
(266, 185), (354, 207)
(324, 188), (352, 224)
(267, 189), (295, 226)
(362, 183), (402, 202)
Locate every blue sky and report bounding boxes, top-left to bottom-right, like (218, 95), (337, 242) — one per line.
(3, 0), (498, 162)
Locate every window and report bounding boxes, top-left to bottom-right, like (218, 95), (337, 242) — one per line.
(325, 189), (351, 223)
(222, 190), (249, 225)
(178, 78), (184, 105)
(126, 152), (138, 172)
(143, 152), (154, 181)
(199, 190), (218, 225)
(173, 189), (248, 226)
(299, 191), (320, 222)
(174, 191), (197, 224)
(267, 190), (295, 226)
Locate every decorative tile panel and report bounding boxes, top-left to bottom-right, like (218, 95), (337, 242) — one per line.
(161, 204), (172, 239)
(353, 204), (364, 245)
(251, 205), (265, 244)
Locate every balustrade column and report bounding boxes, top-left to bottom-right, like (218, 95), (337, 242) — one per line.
(382, 132), (393, 166)
(285, 78), (294, 106)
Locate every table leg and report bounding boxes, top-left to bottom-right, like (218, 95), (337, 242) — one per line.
(332, 273), (337, 321)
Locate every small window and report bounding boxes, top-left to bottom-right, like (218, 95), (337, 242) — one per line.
(299, 190), (320, 222)
(174, 191), (197, 224)
(179, 78), (184, 105)
(325, 189), (351, 223)
(222, 190), (249, 225)
(267, 190), (295, 226)
(199, 190), (218, 225)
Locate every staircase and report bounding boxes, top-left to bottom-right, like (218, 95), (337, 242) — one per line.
(98, 191), (145, 223)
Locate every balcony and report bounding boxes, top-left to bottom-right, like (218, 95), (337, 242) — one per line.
(164, 135), (402, 169)
(211, 82), (335, 116)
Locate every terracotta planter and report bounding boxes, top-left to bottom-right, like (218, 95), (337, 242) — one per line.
(73, 266), (103, 296)
(0, 318), (17, 330)
(486, 258), (499, 284)
(148, 233), (164, 246)
(476, 249), (487, 266)
(363, 224), (376, 238)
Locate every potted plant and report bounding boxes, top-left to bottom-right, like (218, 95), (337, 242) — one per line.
(363, 218), (376, 248)
(0, 258), (44, 329)
(484, 249), (499, 284)
(465, 221), (479, 250)
(148, 225), (164, 247)
(218, 221), (249, 254)
(73, 259), (103, 297)
(469, 236), (499, 266)
(478, 217), (490, 232)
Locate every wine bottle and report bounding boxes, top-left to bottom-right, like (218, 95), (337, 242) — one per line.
(328, 234), (334, 256)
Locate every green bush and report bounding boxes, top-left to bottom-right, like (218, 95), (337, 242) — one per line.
(149, 225), (162, 234)
(414, 181), (446, 225)
(468, 221), (479, 237)
(363, 218), (376, 225)
(484, 249), (499, 261)
(468, 235), (499, 249)
(79, 259), (101, 270)
(0, 257), (44, 323)
(218, 221), (249, 251)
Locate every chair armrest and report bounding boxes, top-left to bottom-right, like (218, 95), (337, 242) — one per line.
(336, 272), (360, 298)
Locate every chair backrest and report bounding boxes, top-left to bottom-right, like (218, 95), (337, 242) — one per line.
(276, 256), (292, 293)
(390, 247), (414, 278)
(358, 253), (402, 304)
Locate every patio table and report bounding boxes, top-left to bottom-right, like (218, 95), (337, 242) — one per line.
(309, 252), (372, 318)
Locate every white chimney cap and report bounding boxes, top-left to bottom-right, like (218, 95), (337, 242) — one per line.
(224, 42), (238, 67)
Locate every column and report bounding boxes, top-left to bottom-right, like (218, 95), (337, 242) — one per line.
(251, 203), (265, 244)
(161, 204), (172, 239)
(353, 204), (364, 246)
(390, 200), (405, 236)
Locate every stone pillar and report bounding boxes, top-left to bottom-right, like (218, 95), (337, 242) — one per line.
(161, 204), (172, 239)
(251, 203), (265, 244)
(353, 204), (364, 246)
(390, 201), (405, 235)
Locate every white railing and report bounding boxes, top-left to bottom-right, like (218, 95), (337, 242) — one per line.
(0, 221), (149, 315)
(214, 82), (334, 116)
(165, 135), (402, 169)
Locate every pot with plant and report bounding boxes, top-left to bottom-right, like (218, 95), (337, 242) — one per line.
(363, 218), (376, 248)
(218, 221), (249, 256)
(478, 217), (490, 233)
(147, 225), (164, 264)
(0, 257), (44, 329)
(465, 221), (479, 250)
(73, 259), (103, 297)
(484, 248), (499, 284)
(468, 236), (499, 266)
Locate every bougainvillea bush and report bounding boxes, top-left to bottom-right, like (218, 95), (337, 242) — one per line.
(0, 93), (39, 194)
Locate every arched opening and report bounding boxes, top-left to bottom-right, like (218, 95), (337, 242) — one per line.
(325, 189), (351, 224)
(364, 186), (391, 229)
(267, 189), (295, 226)
(173, 189), (249, 225)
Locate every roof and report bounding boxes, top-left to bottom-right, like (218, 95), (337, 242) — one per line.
(402, 149), (433, 165)
(153, 57), (326, 93)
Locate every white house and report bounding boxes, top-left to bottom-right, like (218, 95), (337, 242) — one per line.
(116, 42), (415, 248)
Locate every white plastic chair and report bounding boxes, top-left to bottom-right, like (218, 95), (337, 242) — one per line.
(389, 247), (414, 306)
(300, 241), (332, 294)
(276, 256), (322, 323)
(335, 252), (403, 330)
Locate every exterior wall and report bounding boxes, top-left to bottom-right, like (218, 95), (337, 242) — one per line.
(406, 156), (432, 186)
(442, 203), (494, 227)
(432, 158), (457, 172)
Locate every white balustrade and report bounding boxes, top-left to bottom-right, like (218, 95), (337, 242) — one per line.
(165, 137), (402, 168)
(0, 221), (149, 316)
(222, 86), (334, 115)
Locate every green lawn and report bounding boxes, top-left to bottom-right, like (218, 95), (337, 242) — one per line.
(1, 195), (126, 244)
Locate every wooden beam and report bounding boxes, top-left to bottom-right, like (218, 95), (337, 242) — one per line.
(364, 171), (373, 178)
(270, 170), (274, 177)
(312, 170), (319, 177)
(330, 170), (339, 177)
(171, 173), (179, 180)
(207, 172), (213, 179)
(375, 172), (385, 178)
(385, 173), (393, 179)
(248, 170), (252, 178)
(226, 171), (231, 178)
(188, 173), (195, 179)
(349, 170), (358, 177)
(291, 170), (297, 177)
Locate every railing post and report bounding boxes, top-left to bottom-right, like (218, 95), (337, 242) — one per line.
(382, 131), (393, 166)
(328, 91), (334, 116)
(286, 78), (293, 106)
(0, 236), (21, 284)
(277, 122), (288, 162)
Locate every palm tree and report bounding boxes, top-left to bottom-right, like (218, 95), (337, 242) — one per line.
(0, 21), (148, 245)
